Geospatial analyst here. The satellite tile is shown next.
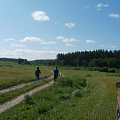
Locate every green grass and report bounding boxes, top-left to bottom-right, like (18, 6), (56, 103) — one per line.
(0, 62), (52, 90)
(0, 75), (92, 120)
(0, 78), (53, 104)
(0, 65), (120, 119)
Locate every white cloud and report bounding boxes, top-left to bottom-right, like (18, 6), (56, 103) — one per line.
(56, 36), (79, 43)
(62, 38), (70, 42)
(66, 44), (76, 47)
(4, 38), (15, 41)
(100, 44), (117, 48)
(86, 40), (95, 43)
(95, 3), (109, 10)
(86, 50), (94, 52)
(96, 3), (109, 8)
(20, 37), (43, 42)
(100, 45), (106, 47)
(110, 46), (116, 48)
(42, 47), (50, 50)
(63, 38), (79, 42)
(56, 36), (65, 40)
(64, 23), (75, 28)
(69, 38), (79, 42)
(55, 22), (58, 25)
(0, 49), (67, 60)
(31, 11), (50, 22)
(40, 41), (56, 44)
(108, 14), (120, 18)
(84, 5), (91, 9)
(11, 44), (26, 47)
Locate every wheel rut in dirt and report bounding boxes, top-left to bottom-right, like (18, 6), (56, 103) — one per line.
(0, 78), (54, 114)
(0, 75), (53, 94)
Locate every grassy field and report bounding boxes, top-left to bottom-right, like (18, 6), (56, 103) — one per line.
(0, 63), (120, 119)
(59, 68), (119, 119)
(0, 61), (52, 90)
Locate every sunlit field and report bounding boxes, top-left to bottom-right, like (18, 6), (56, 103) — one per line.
(0, 61), (52, 90)
(0, 63), (120, 119)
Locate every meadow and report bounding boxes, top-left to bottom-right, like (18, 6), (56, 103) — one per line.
(0, 61), (52, 90)
(0, 62), (120, 119)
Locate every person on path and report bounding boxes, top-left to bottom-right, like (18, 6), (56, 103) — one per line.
(53, 66), (59, 81)
(35, 67), (41, 80)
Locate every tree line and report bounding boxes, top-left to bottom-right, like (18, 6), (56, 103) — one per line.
(44, 49), (120, 69)
(1, 49), (120, 69)
(0, 58), (29, 64)
(0, 58), (51, 65)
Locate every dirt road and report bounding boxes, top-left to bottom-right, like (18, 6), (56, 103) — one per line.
(0, 75), (53, 94)
(0, 68), (64, 114)
(0, 77), (54, 114)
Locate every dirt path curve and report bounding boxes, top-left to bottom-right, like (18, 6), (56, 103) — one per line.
(0, 76), (54, 114)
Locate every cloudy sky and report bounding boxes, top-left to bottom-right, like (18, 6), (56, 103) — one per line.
(0, 0), (120, 60)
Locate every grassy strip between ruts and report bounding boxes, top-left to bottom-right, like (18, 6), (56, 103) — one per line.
(0, 78), (53, 104)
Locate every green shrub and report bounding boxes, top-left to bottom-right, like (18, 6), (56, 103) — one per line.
(72, 89), (83, 97)
(86, 74), (92, 77)
(57, 76), (87, 89)
(83, 87), (91, 93)
(24, 94), (33, 104)
(60, 94), (71, 99)
(38, 102), (47, 113)
(73, 67), (80, 70)
(72, 76), (87, 88)
(58, 77), (73, 87)
(108, 68), (116, 73)
(115, 69), (120, 73)
(99, 67), (108, 72)
(0, 92), (4, 97)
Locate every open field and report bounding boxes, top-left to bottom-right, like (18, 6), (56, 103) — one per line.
(0, 63), (120, 119)
(0, 61), (52, 90)
(0, 61), (53, 104)
(58, 68), (120, 119)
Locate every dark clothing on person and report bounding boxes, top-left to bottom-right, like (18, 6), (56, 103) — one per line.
(35, 67), (41, 80)
(53, 68), (59, 74)
(53, 67), (59, 81)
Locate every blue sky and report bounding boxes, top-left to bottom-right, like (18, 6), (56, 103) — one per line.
(0, 0), (120, 60)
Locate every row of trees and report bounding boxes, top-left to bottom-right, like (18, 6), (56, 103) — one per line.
(29, 60), (52, 65)
(44, 49), (120, 69)
(0, 58), (29, 64)
(1, 49), (120, 69)
(0, 58), (51, 65)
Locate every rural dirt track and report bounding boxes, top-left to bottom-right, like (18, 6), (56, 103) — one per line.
(0, 76), (52, 94)
(0, 69), (64, 114)
(0, 75), (54, 114)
